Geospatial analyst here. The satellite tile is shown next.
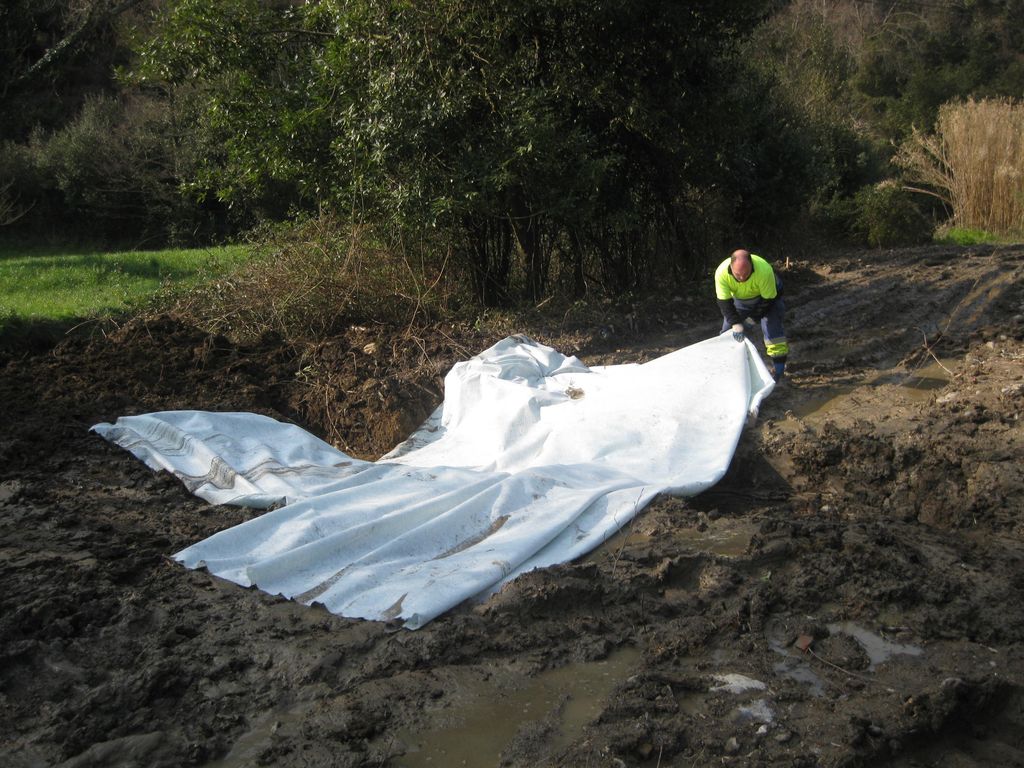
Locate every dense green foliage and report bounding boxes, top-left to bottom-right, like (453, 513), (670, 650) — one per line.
(0, 1), (233, 245)
(134, 0), (790, 301)
(0, 93), (228, 244)
(852, 0), (1024, 142)
(0, 0), (145, 142)
(752, 0), (1024, 246)
(2, 0), (1023, 302)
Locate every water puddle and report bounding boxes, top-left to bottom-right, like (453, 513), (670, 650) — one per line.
(901, 360), (954, 399)
(588, 528), (651, 555)
(393, 647), (641, 767)
(589, 520), (755, 562)
(674, 521), (757, 557)
(791, 358), (956, 421)
(766, 622), (827, 696)
(872, 359), (956, 402)
(675, 691), (708, 717)
(771, 657), (827, 696)
(764, 618), (922, 696)
(772, 657), (828, 696)
(901, 373), (950, 396)
(791, 385), (856, 419)
(734, 698), (774, 724)
(826, 621), (923, 670)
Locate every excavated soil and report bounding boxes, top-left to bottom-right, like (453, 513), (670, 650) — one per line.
(2, 244), (1024, 768)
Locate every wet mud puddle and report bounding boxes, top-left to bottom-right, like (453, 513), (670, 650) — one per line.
(767, 619), (923, 696)
(791, 359), (955, 421)
(672, 520), (757, 557)
(868, 358), (956, 403)
(392, 646), (642, 767)
(825, 621), (923, 670)
(593, 519), (757, 560)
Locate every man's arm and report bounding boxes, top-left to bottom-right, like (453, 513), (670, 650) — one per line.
(717, 298), (742, 326)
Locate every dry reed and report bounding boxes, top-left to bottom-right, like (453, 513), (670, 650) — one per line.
(897, 97), (1024, 237)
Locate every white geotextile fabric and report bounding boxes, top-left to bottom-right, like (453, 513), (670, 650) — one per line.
(93, 334), (774, 628)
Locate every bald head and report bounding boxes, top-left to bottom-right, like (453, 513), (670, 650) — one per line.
(730, 249), (752, 282)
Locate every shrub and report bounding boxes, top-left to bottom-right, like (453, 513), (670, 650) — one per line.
(1, 93), (231, 246)
(170, 213), (463, 344)
(39, 95), (186, 242)
(849, 182), (932, 247)
(808, 193), (861, 245)
(135, 0), (803, 302)
(0, 140), (51, 232)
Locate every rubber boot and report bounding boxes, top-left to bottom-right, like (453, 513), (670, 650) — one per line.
(772, 360), (786, 380)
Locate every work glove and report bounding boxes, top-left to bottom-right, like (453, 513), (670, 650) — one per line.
(731, 323), (745, 342)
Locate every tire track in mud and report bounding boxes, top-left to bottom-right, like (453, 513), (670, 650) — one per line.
(788, 248), (1019, 372)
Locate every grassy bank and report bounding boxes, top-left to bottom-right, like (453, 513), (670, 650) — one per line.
(0, 243), (251, 346)
(932, 226), (1022, 246)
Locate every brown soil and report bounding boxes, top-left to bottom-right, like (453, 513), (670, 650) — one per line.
(2, 244), (1024, 768)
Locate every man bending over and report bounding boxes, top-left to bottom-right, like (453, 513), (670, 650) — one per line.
(715, 249), (789, 379)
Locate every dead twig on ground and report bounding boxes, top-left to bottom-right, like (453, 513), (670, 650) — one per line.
(433, 326), (476, 358)
(909, 273), (982, 376)
(803, 646), (875, 687)
(915, 328), (956, 377)
(610, 488), (646, 576)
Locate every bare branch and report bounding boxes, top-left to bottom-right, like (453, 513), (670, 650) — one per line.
(0, 179), (31, 226)
(10, 0), (146, 92)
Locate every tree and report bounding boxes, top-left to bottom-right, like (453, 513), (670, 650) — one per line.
(0, 0), (146, 141)
(137, 0), (784, 302)
(849, 0), (1024, 141)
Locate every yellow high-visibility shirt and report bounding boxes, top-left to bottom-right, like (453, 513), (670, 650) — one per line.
(714, 254), (777, 301)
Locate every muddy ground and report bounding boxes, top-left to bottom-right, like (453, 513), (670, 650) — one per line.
(2, 244), (1023, 768)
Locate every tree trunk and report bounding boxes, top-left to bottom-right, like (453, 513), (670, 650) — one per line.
(509, 190), (545, 301)
(467, 216), (511, 307)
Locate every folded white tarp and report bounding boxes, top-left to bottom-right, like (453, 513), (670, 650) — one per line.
(93, 334), (773, 628)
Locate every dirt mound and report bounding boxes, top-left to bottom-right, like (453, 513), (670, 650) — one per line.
(2, 244), (1024, 767)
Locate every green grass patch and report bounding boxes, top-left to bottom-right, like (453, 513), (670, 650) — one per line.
(933, 227), (1010, 246)
(0, 243), (252, 349)
(0, 243), (251, 323)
